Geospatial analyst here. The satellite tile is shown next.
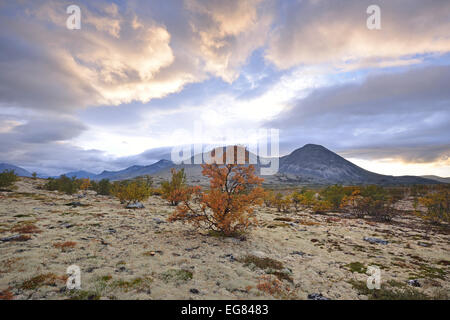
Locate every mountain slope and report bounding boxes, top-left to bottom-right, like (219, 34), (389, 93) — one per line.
(421, 175), (450, 184)
(62, 170), (98, 179)
(0, 163), (32, 177)
(278, 144), (437, 185)
(94, 159), (173, 181)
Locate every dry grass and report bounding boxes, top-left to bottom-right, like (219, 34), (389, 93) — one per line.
(11, 223), (41, 234)
(53, 241), (77, 251)
(0, 287), (14, 300)
(20, 273), (67, 290)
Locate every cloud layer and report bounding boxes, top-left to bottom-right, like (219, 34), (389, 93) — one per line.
(0, 0), (449, 176)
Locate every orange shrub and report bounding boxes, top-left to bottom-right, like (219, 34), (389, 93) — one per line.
(273, 192), (291, 212)
(169, 163), (265, 236)
(418, 189), (449, 223)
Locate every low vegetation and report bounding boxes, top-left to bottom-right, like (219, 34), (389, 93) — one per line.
(111, 180), (152, 206)
(161, 168), (188, 206)
(43, 175), (82, 195)
(0, 170), (18, 191)
(168, 163), (265, 236)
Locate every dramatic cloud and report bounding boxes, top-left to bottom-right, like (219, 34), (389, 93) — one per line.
(269, 65), (450, 164)
(185, 0), (273, 82)
(266, 0), (450, 70)
(0, 0), (449, 176)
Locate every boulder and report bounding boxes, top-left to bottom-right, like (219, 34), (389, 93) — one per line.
(126, 202), (145, 209)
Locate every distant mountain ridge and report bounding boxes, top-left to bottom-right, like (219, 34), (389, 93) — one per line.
(421, 175), (450, 184)
(1, 144), (445, 185)
(0, 163), (32, 177)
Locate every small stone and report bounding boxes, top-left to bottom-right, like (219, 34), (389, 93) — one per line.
(363, 237), (388, 245)
(407, 279), (421, 287)
(60, 223), (74, 228)
(1, 234), (30, 242)
(417, 241), (432, 247)
(65, 201), (83, 207)
(190, 288), (199, 294)
(126, 202), (145, 209)
(291, 251), (305, 256)
(307, 293), (330, 300)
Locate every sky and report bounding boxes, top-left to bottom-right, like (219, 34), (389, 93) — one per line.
(0, 0), (449, 177)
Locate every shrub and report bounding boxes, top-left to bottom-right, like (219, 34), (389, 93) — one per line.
(92, 178), (112, 195)
(169, 163), (265, 236)
(291, 189), (316, 211)
(0, 170), (18, 190)
(79, 178), (91, 194)
(161, 168), (187, 206)
(341, 187), (396, 221)
(273, 192), (291, 212)
(44, 175), (80, 195)
(31, 172), (37, 180)
(263, 189), (276, 207)
(111, 180), (151, 206)
(320, 185), (349, 210)
(312, 199), (332, 214)
(418, 189), (449, 224)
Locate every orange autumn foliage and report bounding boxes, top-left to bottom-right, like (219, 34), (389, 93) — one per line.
(168, 152), (265, 236)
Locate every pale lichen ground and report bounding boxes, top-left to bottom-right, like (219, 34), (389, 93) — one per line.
(0, 178), (448, 300)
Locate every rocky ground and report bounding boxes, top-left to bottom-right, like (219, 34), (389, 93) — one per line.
(0, 178), (448, 300)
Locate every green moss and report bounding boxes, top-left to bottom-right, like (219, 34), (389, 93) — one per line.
(161, 269), (193, 282)
(240, 255), (284, 270)
(68, 290), (101, 300)
(111, 277), (153, 292)
(414, 264), (446, 280)
(346, 262), (367, 274)
(349, 279), (430, 300)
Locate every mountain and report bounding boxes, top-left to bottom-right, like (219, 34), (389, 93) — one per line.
(421, 175), (450, 184)
(0, 163), (32, 177)
(93, 159), (173, 181)
(277, 144), (437, 185)
(153, 144), (438, 186)
(63, 170), (98, 179)
(2, 144), (440, 185)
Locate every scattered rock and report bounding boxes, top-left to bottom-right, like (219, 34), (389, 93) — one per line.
(1, 234), (31, 242)
(152, 218), (165, 224)
(363, 237), (388, 245)
(220, 254), (236, 262)
(126, 202), (145, 209)
(307, 293), (330, 300)
(417, 241), (432, 247)
(107, 228), (116, 233)
(407, 279), (421, 287)
(185, 246), (200, 252)
(60, 223), (74, 229)
(291, 251), (305, 256)
(65, 201), (83, 207)
(190, 288), (200, 294)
